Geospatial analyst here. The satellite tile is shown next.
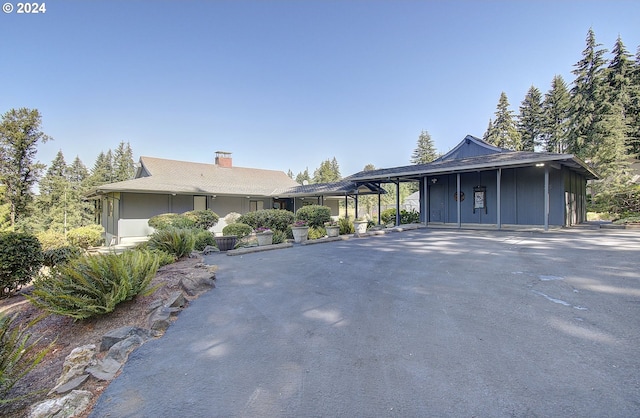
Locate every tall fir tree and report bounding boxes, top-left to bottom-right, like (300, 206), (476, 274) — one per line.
(484, 92), (521, 150)
(67, 156), (93, 227)
(410, 130), (439, 164)
(113, 141), (135, 181)
(295, 168), (310, 185)
(517, 86), (544, 151)
(88, 150), (114, 187)
(313, 158), (341, 183)
(625, 45), (640, 158)
(542, 75), (571, 153)
(36, 150), (68, 232)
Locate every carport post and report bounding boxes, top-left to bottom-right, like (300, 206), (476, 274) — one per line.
(457, 173), (461, 228)
(377, 183), (382, 225)
(544, 166), (549, 231)
(345, 195), (348, 218)
(497, 168), (502, 230)
(395, 179), (400, 226)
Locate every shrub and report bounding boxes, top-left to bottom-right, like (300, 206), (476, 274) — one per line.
(237, 209), (295, 232)
(381, 208), (420, 225)
(338, 217), (354, 235)
(148, 228), (195, 259)
(0, 313), (54, 400)
(308, 226), (326, 240)
(0, 232), (43, 298)
(67, 225), (104, 249)
(272, 230), (287, 244)
(42, 246), (83, 267)
(192, 229), (216, 251)
(146, 249), (176, 266)
(148, 213), (194, 230)
(224, 212), (241, 224)
(222, 222), (253, 238)
(295, 205), (331, 228)
(36, 230), (69, 251)
(28, 250), (160, 320)
(183, 210), (219, 230)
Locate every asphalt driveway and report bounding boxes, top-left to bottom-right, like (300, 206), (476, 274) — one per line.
(90, 228), (640, 417)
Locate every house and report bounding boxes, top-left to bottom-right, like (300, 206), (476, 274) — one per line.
(88, 151), (382, 244)
(346, 135), (599, 230)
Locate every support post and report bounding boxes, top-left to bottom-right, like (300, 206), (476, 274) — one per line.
(355, 194), (359, 220)
(497, 168), (502, 230)
(424, 177), (429, 226)
(377, 183), (382, 225)
(544, 166), (549, 231)
(395, 180), (400, 226)
(457, 173), (461, 228)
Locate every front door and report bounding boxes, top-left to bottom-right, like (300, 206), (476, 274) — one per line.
(429, 184), (445, 222)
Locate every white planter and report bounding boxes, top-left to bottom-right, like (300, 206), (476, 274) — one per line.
(256, 232), (273, 246)
(325, 226), (340, 237)
(291, 226), (309, 243)
(353, 221), (368, 235)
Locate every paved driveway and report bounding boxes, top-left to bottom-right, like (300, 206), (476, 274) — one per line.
(90, 229), (640, 417)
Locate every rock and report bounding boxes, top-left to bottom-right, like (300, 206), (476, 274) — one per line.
(165, 291), (186, 308)
(179, 276), (215, 296)
(149, 306), (180, 331)
(202, 245), (219, 254)
(86, 357), (122, 381)
(100, 326), (153, 352)
(105, 334), (145, 363)
(29, 390), (92, 418)
(52, 374), (89, 395)
(50, 345), (96, 394)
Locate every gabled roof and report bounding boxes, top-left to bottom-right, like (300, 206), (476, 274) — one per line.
(346, 135), (599, 182)
(89, 156), (300, 197)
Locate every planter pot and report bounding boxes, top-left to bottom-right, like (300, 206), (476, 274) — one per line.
(215, 235), (237, 251)
(291, 226), (309, 243)
(256, 231), (273, 246)
(325, 226), (340, 237)
(353, 221), (368, 235)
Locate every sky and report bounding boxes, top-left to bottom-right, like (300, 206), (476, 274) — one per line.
(2, 1), (640, 179)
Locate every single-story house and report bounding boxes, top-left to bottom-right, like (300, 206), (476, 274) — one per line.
(88, 151), (383, 244)
(346, 135), (599, 230)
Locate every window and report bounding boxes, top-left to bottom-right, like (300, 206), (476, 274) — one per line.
(194, 196), (207, 211)
(250, 200), (264, 211)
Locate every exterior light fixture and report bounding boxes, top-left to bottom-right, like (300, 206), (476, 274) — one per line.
(535, 163), (545, 167)
(431, 178), (438, 184)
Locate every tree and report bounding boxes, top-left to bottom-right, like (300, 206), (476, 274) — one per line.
(629, 46), (640, 158)
(312, 157), (341, 183)
(484, 92), (521, 150)
(67, 156), (93, 227)
(113, 141), (135, 181)
(411, 130), (439, 164)
(36, 150), (68, 232)
(0, 108), (51, 229)
(88, 150), (114, 187)
(541, 75), (571, 153)
(286, 169), (294, 179)
(517, 86), (544, 151)
(295, 167), (310, 185)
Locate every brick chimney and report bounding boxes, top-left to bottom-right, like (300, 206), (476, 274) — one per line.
(215, 151), (232, 168)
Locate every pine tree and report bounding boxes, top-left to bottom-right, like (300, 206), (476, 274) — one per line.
(313, 158), (341, 183)
(36, 150), (68, 232)
(630, 47), (640, 157)
(517, 86), (544, 151)
(0, 108), (51, 229)
(295, 168), (310, 185)
(67, 156), (93, 227)
(113, 141), (135, 182)
(88, 150), (114, 187)
(484, 92), (521, 150)
(287, 169), (294, 179)
(410, 130), (439, 164)
(542, 75), (571, 153)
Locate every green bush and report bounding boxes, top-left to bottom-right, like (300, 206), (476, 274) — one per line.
(42, 246), (83, 267)
(222, 222), (253, 238)
(381, 208), (420, 225)
(272, 230), (287, 244)
(338, 217), (354, 235)
(237, 209), (295, 232)
(295, 205), (331, 228)
(183, 210), (219, 230)
(148, 213), (194, 230)
(308, 226), (326, 240)
(0, 313), (54, 400)
(28, 250), (160, 320)
(67, 225), (104, 249)
(147, 249), (177, 266)
(148, 228), (195, 259)
(193, 229), (216, 251)
(36, 230), (69, 251)
(0, 232), (43, 298)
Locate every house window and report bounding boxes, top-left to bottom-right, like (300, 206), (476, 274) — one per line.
(250, 200), (264, 211)
(194, 195), (207, 211)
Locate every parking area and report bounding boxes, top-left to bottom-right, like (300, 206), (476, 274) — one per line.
(90, 228), (640, 417)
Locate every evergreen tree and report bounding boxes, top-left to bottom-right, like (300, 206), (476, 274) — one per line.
(411, 130), (439, 164)
(517, 86), (544, 151)
(567, 28), (608, 160)
(113, 141), (135, 181)
(482, 119), (493, 142)
(295, 167), (311, 185)
(287, 169), (294, 179)
(0, 108), (51, 229)
(542, 75), (571, 153)
(630, 47), (640, 158)
(484, 92), (521, 150)
(36, 150), (68, 232)
(313, 158), (341, 183)
(88, 150), (114, 187)
(67, 156), (93, 227)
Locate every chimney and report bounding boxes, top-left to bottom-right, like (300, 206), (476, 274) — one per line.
(215, 151), (232, 168)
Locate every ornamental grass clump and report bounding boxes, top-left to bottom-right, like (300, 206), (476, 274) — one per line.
(0, 313), (54, 402)
(28, 250), (160, 320)
(148, 228), (195, 259)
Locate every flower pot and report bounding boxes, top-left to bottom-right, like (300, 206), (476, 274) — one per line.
(325, 226), (340, 237)
(291, 226), (309, 243)
(353, 220), (368, 235)
(256, 231), (273, 246)
(215, 235), (237, 251)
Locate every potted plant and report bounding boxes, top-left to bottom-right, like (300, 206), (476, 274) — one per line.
(291, 220), (309, 243)
(353, 218), (368, 235)
(254, 227), (273, 246)
(324, 220), (340, 237)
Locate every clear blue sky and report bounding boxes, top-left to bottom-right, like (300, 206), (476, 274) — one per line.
(2, 1), (639, 178)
